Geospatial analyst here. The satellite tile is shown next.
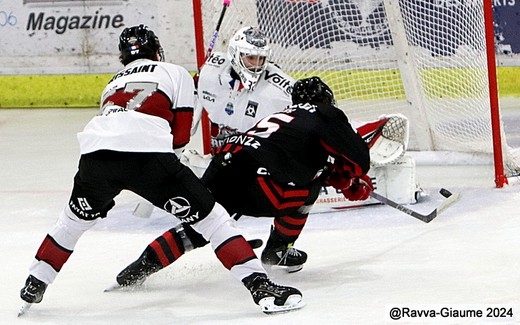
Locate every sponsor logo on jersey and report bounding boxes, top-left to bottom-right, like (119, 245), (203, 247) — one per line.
(245, 101), (258, 118)
(164, 196), (201, 223)
(225, 134), (261, 149)
(164, 197), (191, 218)
(68, 198), (102, 220)
(207, 53), (226, 67)
(264, 69), (293, 94)
(256, 167), (270, 175)
(201, 90), (216, 103)
(103, 105), (127, 115)
(77, 197), (92, 211)
(225, 102), (234, 115)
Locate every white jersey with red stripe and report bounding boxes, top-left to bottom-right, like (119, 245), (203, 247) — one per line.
(197, 52), (294, 149)
(78, 59), (195, 155)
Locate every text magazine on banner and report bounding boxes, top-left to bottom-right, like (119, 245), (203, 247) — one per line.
(0, 0), (158, 74)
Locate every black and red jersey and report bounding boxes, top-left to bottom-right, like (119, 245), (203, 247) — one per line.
(216, 102), (370, 186)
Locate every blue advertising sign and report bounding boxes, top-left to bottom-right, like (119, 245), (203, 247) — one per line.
(257, 0), (520, 55)
(494, 0), (520, 54)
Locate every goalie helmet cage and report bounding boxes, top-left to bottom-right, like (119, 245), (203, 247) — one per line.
(192, 0), (519, 188)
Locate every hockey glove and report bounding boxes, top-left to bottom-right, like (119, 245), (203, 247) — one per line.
(341, 174), (374, 201)
(324, 163), (351, 189)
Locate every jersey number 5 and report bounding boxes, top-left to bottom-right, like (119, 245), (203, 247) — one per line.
(247, 113), (294, 138)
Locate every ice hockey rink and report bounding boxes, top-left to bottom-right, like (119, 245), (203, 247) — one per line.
(1, 103), (519, 325)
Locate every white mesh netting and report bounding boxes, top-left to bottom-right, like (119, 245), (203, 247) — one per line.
(198, 0), (520, 176)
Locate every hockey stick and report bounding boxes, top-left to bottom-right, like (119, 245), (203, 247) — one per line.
(197, 0), (231, 154)
(370, 188), (461, 223)
(205, 0), (231, 60)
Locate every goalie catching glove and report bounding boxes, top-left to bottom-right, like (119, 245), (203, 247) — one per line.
(356, 114), (409, 167)
(325, 164), (374, 201)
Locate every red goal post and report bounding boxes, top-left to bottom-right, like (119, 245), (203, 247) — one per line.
(192, 0), (519, 188)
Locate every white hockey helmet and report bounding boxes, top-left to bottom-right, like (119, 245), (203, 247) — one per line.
(227, 26), (271, 90)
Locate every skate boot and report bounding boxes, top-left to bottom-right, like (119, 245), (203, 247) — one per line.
(116, 251), (163, 287)
(261, 243), (308, 273)
(20, 275), (47, 304)
(243, 272), (305, 314)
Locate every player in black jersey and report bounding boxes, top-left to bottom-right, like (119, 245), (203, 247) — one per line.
(116, 76), (372, 286)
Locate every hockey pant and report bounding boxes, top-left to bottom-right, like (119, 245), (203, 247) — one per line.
(140, 151), (321, 271)
(27, 151), (264, 284)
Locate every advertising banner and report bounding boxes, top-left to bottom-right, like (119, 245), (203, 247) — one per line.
(0, 0), (519, 75)
(0, 0), (158, 74)
(257, 0), (520, 56)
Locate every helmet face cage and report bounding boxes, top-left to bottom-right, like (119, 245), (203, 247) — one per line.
(227, 27), (271, 90)
(291, 77), (336, 106)
(119, 24), (165, 65)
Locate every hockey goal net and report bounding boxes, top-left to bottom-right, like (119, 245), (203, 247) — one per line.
(193, 0), (520, 187)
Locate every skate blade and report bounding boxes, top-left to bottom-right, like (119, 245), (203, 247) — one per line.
(264, 263), (304, 273)
(18, 302), (32, 317)
(259, 295), (306, 315)
(286, 265), (303, 273)
(104, 280), (146, 292)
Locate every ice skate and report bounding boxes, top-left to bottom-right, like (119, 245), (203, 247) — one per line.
(18, 275), (48, 316)
(243, 273), (305, 314)
(115, 251), (163, 288)
(261, 243), (307, 273)
(20, 275), (47, 304)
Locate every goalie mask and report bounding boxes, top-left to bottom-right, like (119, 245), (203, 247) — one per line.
(291, 76), (336, 106)
(119, 24), (165, 65)
(228, 26), (271, 90)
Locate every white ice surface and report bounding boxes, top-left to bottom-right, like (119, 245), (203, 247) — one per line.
(1, 108), (519, 324)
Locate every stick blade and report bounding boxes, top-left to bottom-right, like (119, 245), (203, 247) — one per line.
(435, 191), (461, 216)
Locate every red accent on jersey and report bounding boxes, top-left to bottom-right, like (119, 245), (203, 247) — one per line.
(257, 177), (308, 210)
(171, 109), (193, 149)
(102, 88), (193, 149)
(320, 139), (366, 178)
(214, 235), (256, 270)
(210, 121), (220, 137)
(35, 235), (73, 272)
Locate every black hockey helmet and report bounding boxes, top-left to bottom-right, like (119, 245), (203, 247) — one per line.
(118, 24), (164, 65)
(291, 76), (335, 106)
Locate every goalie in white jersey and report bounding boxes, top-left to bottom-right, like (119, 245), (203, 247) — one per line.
(194, 26), (294, 152)
(18, 24), (303, 315)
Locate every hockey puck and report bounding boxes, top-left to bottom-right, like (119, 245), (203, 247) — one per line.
(439, 188), (452, 198)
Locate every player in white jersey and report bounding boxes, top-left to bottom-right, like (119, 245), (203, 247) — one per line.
(18, 24), (303, 315)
